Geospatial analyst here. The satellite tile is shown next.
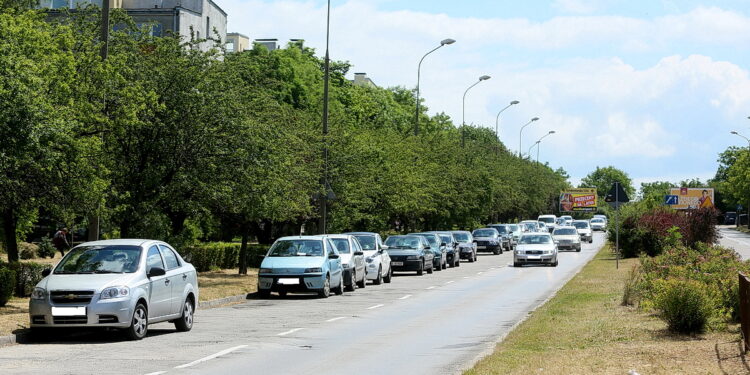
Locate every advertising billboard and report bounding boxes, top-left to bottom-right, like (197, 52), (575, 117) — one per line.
(668, 187), (714, 210)
(559, 188), (597, 212)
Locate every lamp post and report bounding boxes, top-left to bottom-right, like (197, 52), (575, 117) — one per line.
(527, 141), (539, 159)
(462, 75), (491, 147)
(415, 38), (455, 136)
(536, 130), (556, 163)
(319, 0), (332, 234)
(495, 100), (519, 141)
(731, 130), (750, 229)
(518, 117), (540, 158)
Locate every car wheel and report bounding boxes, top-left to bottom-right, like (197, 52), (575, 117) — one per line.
(435, 259), (442, 271)
(417, 260), (424, 276)
(576, 247), (581, 252)
(427, 262), (433, 274)
(384, 266), (392, 283)
(468, 253), (474, 262)
(278, 290), (287, 297)
(455, 257), (460, 267)
(125, 303), (148, 340)
(318, 275), (331, 298)
(552, 260), (559, 267)
(493, 248), (500, 255)
(373, 266), (383, 285)
(357, 270), (366, 288)
(442, 258), (447, 270)
(514, 262), (521, 267)
(345, 271), (356, 292)
(333, 274), (344, 295)
(258, 289), (271, 299)
(174, 297), (194, 332)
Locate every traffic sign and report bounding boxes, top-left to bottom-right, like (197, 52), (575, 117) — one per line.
(738, 204), (744, 211)
(604, 182), (630, 203)
(665, 195), (679, 205)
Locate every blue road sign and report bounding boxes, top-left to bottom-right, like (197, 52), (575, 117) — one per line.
(665, 195), (679, 205)
(738, 204), (744, 211)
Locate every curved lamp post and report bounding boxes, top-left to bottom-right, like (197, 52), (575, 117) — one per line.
(415, 38), (455, 136)
(462, 75), (491, 147)
(495, 100), (519, 141)
(518, 117), (540, 158)
(535, 130), (556, 163)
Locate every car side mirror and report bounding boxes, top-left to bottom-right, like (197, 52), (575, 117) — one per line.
(328, 253), (340, 259)
(378, 249), (384, 254)
(148, 267), (166, 278)
(381, 245), (389, 250)
(354, 251), (364, 256)
(42, 268), (51, 277)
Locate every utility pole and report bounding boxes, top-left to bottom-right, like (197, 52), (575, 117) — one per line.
(89, 0), (110, 241)
(318, 0), (331, 235)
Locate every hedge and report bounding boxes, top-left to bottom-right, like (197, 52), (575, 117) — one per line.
(8, 262), (48, 297)
(180, 243), (269, 272)
(0, 268), (15, 307)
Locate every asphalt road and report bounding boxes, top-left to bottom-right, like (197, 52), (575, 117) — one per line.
(718, 225), (750, 260)
(0, 232), (606, 375)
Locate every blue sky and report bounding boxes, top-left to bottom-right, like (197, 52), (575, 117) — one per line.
(220, 0), (750, 188)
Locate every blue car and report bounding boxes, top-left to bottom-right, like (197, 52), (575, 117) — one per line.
(257, 236), (345, 298)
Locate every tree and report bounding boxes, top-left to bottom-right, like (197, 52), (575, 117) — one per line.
(580, 166), (635, 200)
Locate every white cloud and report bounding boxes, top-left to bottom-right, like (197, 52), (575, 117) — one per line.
(593, 114), (675, 158)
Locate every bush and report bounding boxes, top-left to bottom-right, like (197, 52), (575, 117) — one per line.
(8, 262), (48, 297)
(37, 237), (56, 259)
(0, 268), (16, 307)
(655, 279), (712, 334)
(180, 242), (270, 272)
(18, 242), (38, 260)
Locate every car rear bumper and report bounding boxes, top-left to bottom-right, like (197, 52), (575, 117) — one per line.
(556, 243), (580, 250)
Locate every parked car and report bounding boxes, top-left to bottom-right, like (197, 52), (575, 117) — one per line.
(514, 233), (558, 267)
(472, 228), (503, 255)
(430, 231), (461, 267)
(29, 239), (199, 340)
(409, 232), (447, 271)
(552, 226), (582, 252)
(590, 217), (606, 231)
(507, 224), (522, 245)
(384, 235), (434, 275)
(324, 234), (366, 291)
(572, 220), (593, 243)
(537, 214), (557, 232)
(346, 232), (392, 284)
(487, 224), (514, 250)
(258, 236), (345, 299)
(451, 230), (477, 262)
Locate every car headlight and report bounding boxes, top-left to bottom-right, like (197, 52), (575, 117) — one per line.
(259, 268), (273, 274)
(406, 255), (419, 260)
(31, 287), (46, 300)
(304, 267), (322, 273)
(515, 250), (523, 255)
(101, 286), (129, 300)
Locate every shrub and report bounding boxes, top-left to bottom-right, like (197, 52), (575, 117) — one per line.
(0, 268), (15, 307)
(18, 242), (38, 260)
(8, 262), (48, 297)
(655, 279), (712, 334)
(621, 263), (642, 306)
(37, 237), (56, 259)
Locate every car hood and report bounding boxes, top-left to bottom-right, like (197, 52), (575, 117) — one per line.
(576, 228), (591, 233)
(554, 235), (580, 241)
(386, 249), (422, 256)
(261, 257), (324, 269)
(474, 236), (498, 241)
(40, 273), (140, 292)
(516, 243), (556, 251)
(457, 243), (474, 248)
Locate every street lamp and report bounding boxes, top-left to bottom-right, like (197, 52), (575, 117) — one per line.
(462, 75), (491, 147)
(319, 0), (332, 234)
(415, 38), (455, 136)
(536, 130), (556, 163)
(518, 117), (540, 158)
(495, 100), (519, 141)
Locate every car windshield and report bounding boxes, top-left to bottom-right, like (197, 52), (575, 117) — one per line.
(539, 217), (555, 223)
(452, 233), (470, 242)
(353, 235), (376, 250)
(385, 236), (420, 249)
(267, 240), (324, 257)
(520, 235), (553, 244)
(473, 229), (497, 237)
(591, 219), (604, 223)
(554, 228), (577, 235)
(413, 234), (438, 246)
(573, 222), (589, 229)
(523, 223), (536, 230)
(55, 245), (141, 274)
(439, 235), (452, 243)
(331, 238), (351, 254)
(509, 225), (519, 231)
(491, 226), (509, 234)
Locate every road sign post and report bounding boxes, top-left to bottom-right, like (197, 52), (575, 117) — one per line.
(605, 182), (630, 269)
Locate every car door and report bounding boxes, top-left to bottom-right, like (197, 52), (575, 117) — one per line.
(146, 245), (172, 319)
(377, 235), (390, 274)
(350, 237), (365, 279)
(159, 244), (185, 315)
(326, 240), (342, 285)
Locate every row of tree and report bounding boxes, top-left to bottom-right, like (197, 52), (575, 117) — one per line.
(0, 6), (572, 266)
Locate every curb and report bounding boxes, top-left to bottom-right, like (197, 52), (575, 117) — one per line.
(0, 293), (253, 348)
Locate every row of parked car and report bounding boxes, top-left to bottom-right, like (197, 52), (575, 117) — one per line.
(26, 215), (607, 340)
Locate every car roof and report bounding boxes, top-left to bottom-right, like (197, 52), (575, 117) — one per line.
(521, 232), (552, 237)
(450, 230), (470, 234)
(554, 226), (577, 230)
(75, 239), (160, 247)
(538, 214), (557, 218)
(276, 235), (327, 241)
(320, 234), (353, 239)
(344, 232), (378, 236)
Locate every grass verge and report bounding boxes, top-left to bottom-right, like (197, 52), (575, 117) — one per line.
(466, 245), (747, 375)
(0, 268), (258, 337)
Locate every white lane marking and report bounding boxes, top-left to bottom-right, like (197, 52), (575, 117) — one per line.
(326, 316), (346, 322)
(425, 286), (436, 290)
(277, 328), (304, 336)
(477, 272), (483, 275)
(444, 280), (455, 284)
(144, 372), (167, 375)
(463, 276), (470, 279)
(174, 345), (248, 369)
(399, 294), (412, 300)
(367, 304), (384, 310)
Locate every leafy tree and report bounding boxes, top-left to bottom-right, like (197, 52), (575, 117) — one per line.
(580, 166), (635, 200)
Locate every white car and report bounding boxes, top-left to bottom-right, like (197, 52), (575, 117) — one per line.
(323, 234), (366, 291)
(572, 220), (593, 243)
(346, 232), (392, 285)
(537, 214), (557, 233)
(560, 215), (573, 226)
(593, 214), (608, 225)
(552, 226), (582, 252)
(514, 233), (558, 267)
(590, 218), (607, 231)
(520, 220), (545, 233)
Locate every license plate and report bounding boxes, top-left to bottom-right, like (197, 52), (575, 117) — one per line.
(476, 246), (486, 249)
(391, 261), (404, 266)
(51, 306), (86, 316)
(527, 255), (541, 260)
(277, 278), (299, 285)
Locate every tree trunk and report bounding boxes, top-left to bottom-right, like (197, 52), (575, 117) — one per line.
(120, 217), (132, 238)
(238, 224), (249, 275)
(2, 208), (18, 263)
(166, 210), (187, 237)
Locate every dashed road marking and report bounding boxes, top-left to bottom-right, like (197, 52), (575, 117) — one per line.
(367, 304), (384, 310)
(326, 316), (346, 322)
(399, 295), (412, 300)
(425, 286), (435, 290)
(463, 276), (470, 279)
(174, 345), (248, 369)
(277, 328), (304, 336)
(477, 272), (483, 275)
(144, 372), (167, 375)
(444, 280), (455, 284)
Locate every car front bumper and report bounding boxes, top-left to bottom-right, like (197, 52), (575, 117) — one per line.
(258, 274), (327, 293)
(29, 297), (133, 329)
(391, 260), (424, 272)
(475, 244), (501, 252)
(514, 254), (556, 264)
